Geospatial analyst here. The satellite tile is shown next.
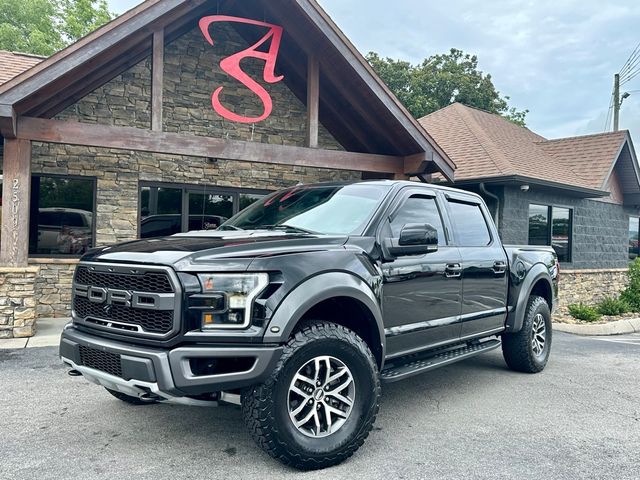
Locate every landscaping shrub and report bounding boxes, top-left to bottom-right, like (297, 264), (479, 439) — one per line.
(620, 258), (640, 312)
(595, 296), (630, 316)
(568, 303), (601, 322)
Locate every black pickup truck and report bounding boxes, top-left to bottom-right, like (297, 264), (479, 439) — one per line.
(60, 180), (558, 470)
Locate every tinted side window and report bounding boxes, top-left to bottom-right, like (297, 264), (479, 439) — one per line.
(390, 195), (445, 244)
(448, 200), (491, 247)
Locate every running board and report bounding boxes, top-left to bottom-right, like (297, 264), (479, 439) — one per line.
(380, 339), (501, 383)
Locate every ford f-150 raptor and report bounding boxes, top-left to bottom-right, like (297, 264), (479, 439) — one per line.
(60, 180), (558, 470)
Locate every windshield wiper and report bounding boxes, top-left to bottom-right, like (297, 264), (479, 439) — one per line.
(218, 225), (244, 231)
(261, 224), (318, 235)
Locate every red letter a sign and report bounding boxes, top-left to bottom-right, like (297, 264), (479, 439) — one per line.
(199, 15), (285, 124)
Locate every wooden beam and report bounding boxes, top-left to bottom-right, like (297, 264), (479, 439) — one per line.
(306, 55), (319, 148)
(0, 104), (17, 138)
(17, 117), (404, 174)
(0, 139), (32, 267)
(151, 29), (164, 131)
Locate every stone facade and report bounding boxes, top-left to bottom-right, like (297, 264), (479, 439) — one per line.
(162, 27), (341, 150)
(557, 268), (629, 315)
(0, 267), (39, 338)
(32, 261), (77, 318)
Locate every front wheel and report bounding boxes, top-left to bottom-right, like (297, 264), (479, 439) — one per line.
(502, 295), (552, 373)
(241, 321), (380, 470)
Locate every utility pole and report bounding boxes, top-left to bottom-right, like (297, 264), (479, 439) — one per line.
(613, 73), (620, 131)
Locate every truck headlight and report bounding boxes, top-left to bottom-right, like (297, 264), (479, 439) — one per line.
(196, 273), (269, 329)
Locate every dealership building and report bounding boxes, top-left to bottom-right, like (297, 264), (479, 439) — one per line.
(0, 0), (453, 338)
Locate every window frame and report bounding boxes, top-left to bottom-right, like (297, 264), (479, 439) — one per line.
(628, 215), (640, 260)
(138, 181), (271, 238)
(388, 191), (449, 246)
(528, 203), (573, 263)
(445, 195), (494, 248)
(28, 173), (98, 259)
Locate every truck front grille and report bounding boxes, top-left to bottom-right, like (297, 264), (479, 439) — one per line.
(75, 267), (173, 293)
(72, 263), (180, 339)
(79, 345), (122, 378)
(74, 297), (174, 334)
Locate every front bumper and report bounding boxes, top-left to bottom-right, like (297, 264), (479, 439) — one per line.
(60, 325), (283, 402)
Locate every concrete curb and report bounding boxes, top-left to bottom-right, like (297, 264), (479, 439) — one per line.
(553, 318), (640, 336)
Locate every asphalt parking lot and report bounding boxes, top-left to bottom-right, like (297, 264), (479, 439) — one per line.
(1, 332), (638, 480)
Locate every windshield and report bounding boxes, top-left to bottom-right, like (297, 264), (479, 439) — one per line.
(220, 183), (391, 235)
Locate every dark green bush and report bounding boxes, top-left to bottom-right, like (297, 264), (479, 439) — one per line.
(568, 303), (601, 322)
(595, 296), (630, 316)
(620, 258), (640, 312)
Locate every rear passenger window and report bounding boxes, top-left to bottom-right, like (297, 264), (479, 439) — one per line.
(390, 195), (445, 244)
(447, 200), (491, 246)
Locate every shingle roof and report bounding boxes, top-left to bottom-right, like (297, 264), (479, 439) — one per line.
(0, 51), (44, 86)
(419, 102), (631, 193)
(536, 131), (627, 190)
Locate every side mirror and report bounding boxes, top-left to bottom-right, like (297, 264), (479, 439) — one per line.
(384, 223), (439, 258)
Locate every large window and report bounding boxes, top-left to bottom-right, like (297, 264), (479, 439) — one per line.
(29, 176), (96, 256)
(139, 183), (268, 238)
(629, 217), (639, 260)
(528, 204), (572, 263)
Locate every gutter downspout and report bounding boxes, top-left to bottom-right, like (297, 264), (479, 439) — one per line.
(479, 182), (500, 230)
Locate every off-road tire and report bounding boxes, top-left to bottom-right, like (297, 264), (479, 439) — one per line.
(105, 388), (157, 405)
(241, 321), (380, 470)
(502, 295), (552, 373)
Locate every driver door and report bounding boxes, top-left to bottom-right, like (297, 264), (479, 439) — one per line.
(381, 189), (463, 358)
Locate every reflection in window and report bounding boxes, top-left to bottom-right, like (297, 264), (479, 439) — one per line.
(629, 217), (639, 260)
(528, 204), (572, 263)
(140, 186), (182, 238)
(139, 184), (267, 238)
(29, 176), (95, 255)
(390, 196), (445, 244)
(239, 193), (264, 212)
(528, 204), (549, 246)
(188, 193), (233, 231)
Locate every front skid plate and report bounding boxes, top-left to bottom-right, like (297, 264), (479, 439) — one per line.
(61, 357), (240, 406)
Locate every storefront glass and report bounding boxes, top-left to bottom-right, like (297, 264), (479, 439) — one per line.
(28, 176), (96, 255)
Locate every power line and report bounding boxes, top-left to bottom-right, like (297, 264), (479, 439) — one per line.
(620, 58), (640, 81)
(620, 42), (640, 76)
(604, 89), (614, 131)
(621, 68), (640, 85)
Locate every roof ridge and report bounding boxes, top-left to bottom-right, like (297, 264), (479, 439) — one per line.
(538, 130), (628, 144)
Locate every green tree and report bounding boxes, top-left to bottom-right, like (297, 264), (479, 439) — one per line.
(367, 48), (528, 126)
(0, 0), (114, 56)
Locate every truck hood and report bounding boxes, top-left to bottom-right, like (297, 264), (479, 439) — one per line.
(80, 230), (349, 271)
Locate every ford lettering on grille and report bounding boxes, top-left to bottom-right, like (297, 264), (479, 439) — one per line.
(72, 263), (180, 338)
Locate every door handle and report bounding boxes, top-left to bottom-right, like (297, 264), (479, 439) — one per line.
(445, 263), (462, 278)
(493, 261), (507, 274)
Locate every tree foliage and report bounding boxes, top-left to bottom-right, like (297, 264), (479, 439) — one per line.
(0, 0), (114, 56)
(367, 48), (528, 126)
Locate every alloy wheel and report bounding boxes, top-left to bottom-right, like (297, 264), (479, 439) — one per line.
(287, 355), (355, 438)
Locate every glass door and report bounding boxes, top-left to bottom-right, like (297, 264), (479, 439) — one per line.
(186, 189), (234, 232)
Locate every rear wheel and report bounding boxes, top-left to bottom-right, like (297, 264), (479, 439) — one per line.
(502, 295), (552, 373)
(105, 388), (157, 405)
(241, 321), (380, 470)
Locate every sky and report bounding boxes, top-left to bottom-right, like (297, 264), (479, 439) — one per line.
(108, 0), (640, 144)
